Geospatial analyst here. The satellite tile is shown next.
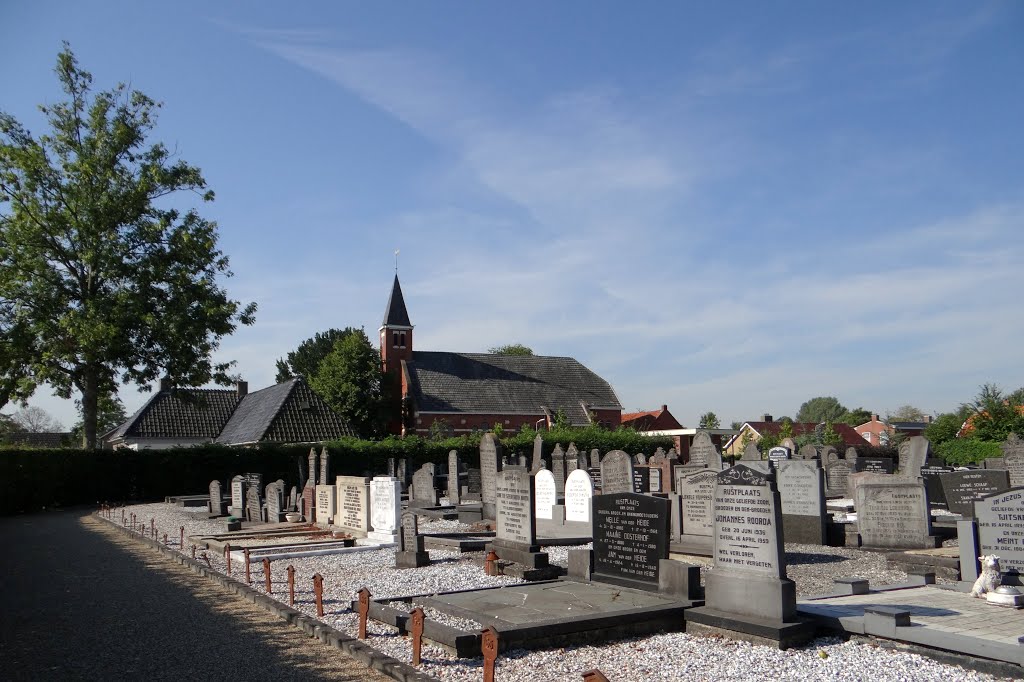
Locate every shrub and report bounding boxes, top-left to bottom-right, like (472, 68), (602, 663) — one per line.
(933, 438), (1003, 466)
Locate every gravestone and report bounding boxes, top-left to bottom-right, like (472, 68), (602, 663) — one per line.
(265, 481), (284, 523)
(517, 453), (528, 468)
(592, 492), (670, 591)
(855, 481), (933, 549)
(318, 447), (330, 486)
(920, 465), (954, 510)
(335, 476), (370, 534)
(209, 480), (227, 516)
(534, 469), (557, 521)
(245, 483), (262, 523)
(315, 484), (336, 525)
(531, 434), (544, 474)
(825, 460), (851, 497)
(288, 486), (299, 512)
(940, 470), (1011, 516)
(821, 446), (839, 466)
(396, 510), (429, 568)
(798, 444), (818, 460)
(577, 450), (589, 472)
(845, 447), (859, 466)
(634, 453), (647, 465)
(307, 448), (318, 488)
(649, 467), (662, 493)
(632, 466), (650, 494)
(369, 476), (401, 543)
(411, 464), (438, 508)
(397, 459), (408, 489)
(230, 475), (245, 516)
(676, 468), (718, 537)
(600, 450), (634, 494)
(781, 438), (798, 455)
(901, 437), (930, 479)
(590, 449), (601, 469)
(489, 468), (548, 569)
(447, 450), (461, 505)
(480, 433), (502, 520)
(566, 443), (580, 474)
(243, 472), (263, 495)
(690, 431), (722, 469)
(649, 451), (673, 493)
(700, 465), (796, 624)
(387, 457), (396, 478)
(1003, 434), (1024, 488)
(552, 444), (567, 497)
(854, 458), (895, 475)
(974, 488), (1024, 581)
(985, 457), (1007, 470)
(564, 469), (594, 524)
(742, 443), (761, 461)
(467, 469), (482, 496)
(776, 460), (826, 544)
(768, 447), (791, 465)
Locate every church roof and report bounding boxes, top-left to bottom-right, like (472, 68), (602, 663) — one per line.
(404, 351), (622, 424)
(382, 274), (412, 328)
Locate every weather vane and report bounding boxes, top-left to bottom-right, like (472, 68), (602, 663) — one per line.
(394, 249), (400, 274)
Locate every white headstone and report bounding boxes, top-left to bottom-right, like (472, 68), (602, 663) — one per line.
(564, 469), (594, 524)
(369, 476), (401, 543)
(534, 469), (557, 521)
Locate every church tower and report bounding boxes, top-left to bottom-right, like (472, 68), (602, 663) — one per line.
(380, 274), (413, 375)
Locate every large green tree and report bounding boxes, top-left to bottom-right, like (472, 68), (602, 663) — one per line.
(0, 46), (255, 448)
(310, 329), (388, 438)
(698, 411), (720, 429)
(839, 407), (872, 427)
(276, 327), (361, 383)
(962, 383), (1024, 442)
(887, 404), (927, 422)
(795, 396), (847, 424)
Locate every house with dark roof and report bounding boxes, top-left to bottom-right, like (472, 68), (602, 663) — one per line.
(854, 413), (933, 446)
(103, 376), (354, 450)
(379, 275), (623, 436)
(722, 414), (864, 455)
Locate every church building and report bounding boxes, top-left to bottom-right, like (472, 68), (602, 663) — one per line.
(380, 275), (622, 436)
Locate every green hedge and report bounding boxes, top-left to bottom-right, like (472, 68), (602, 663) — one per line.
(0, 427), (674, 515)
(934, 438), (1003, 466)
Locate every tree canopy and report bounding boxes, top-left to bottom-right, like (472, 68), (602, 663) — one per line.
(795, 396), (847, 424)
(887, 405), (927, 422)
(310, 329), (389, 438)
(488, 343), (534, 356)
(0, 46), (255, 447)
(698, 411), (720, 429)
(276, 327), (362, 383)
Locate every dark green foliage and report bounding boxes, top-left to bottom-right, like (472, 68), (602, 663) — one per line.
(487, 343), (533, 356)
(0, 425), (674, 515)
(795, 397), (847, 424)
(698, 412), (720, 429)
(275, 327), (360, 383)
(924, 410), (970, 446)
(934, 438), (1003, 466)
(311, 330), (389, 438)
(962, 383), (1024, 442)
(839, 407), (872, 427)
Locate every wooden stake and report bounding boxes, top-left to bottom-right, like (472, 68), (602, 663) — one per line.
(263, 558), (272, 594)
(582, 670), (611, 682)
(410, 606), (425, 665)
(191, 545), (196, 560)
(180, 526), (184, 548)
(313, 573), (324, 617)
(225, 543), (232, 576)
(357, 587), (371, 639)
(482, 626), (499, 682)
(287, 565), (295, 606)
(244, 548), (251, 583)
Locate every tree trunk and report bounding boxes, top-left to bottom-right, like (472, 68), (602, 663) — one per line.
(81, 368), (99, 449)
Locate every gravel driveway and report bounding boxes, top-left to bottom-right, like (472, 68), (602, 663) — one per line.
(0, 509), (389, 681)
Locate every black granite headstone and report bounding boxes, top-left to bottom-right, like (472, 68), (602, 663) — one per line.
(920, 466), (954, 510)
(940, 469), (1011, 516)
(853, 458), (895, 475)
(632, 466), (650, 494)
(592, 492), (670, 591)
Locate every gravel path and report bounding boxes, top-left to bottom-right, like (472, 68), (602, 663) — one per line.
(0, 509), (389, 682)
(110, 502), (1009, 682)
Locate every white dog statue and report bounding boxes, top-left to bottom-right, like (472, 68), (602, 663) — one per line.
(970, 554), (1002, 598)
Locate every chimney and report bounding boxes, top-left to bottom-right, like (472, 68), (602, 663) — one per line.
(872, 414), (879, 422)
(236, 380), (248, 398)
(762, 414), (773, 423)
(924, 415), (932, 424)
(661, 405), (668, 413)
(159, 376), (171, 392)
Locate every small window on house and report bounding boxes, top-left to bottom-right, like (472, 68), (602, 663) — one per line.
(393, 332), (399, 348)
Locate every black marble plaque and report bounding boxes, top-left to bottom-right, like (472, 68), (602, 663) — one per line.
(592, 493), (670, 590)
(853, 458), (895, 475)
(941, 470), (1011, 516)
(632, 466), (650, 494)
(467, 468), (482, 494)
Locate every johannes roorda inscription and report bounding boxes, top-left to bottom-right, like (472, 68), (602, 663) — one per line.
(713, 465), (785, 578)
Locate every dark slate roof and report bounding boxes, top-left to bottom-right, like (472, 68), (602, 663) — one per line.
(108, 389), (241, 440)
(5, 432), (73, 448)
(405, 351), (621, 424)
(216, 376), (355, 445)
(382, 274), (412, 327)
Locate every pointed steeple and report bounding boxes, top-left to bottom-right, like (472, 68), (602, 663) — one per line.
(382, 274), (411, 328)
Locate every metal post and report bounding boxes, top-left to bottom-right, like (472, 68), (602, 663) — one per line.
(357, 587), (371, 639)
(263, 558), (272, 594)
(410, 607), (425, 665)
(313, 573), (324, 617)
(287, 565), (295, 606)
(482, 626), (499, 682)
(244, 548), (251, 583)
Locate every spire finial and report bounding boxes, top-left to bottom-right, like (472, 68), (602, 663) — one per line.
(394, 249), (400, 274)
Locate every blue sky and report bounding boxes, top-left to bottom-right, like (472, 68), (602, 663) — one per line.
(3, 2), (1023, 430)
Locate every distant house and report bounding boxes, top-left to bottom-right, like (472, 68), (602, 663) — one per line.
(380, 275), (623, 436)
(103, 376), (354, 450)
(621, 405), (683, 432)
(855, 413), (932, 446)
(723, 415), (864, 455)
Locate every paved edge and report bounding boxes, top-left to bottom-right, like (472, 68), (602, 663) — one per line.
(93, 513), (439, 682)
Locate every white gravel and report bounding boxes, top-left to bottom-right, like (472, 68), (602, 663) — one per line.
(112, 502), (1003, 682)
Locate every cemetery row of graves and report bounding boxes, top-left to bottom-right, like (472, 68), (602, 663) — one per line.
(96, 431), (1024, 680)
